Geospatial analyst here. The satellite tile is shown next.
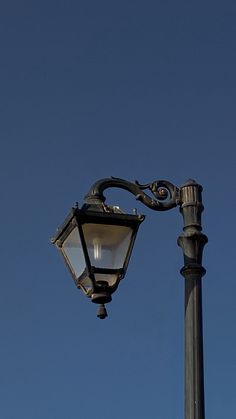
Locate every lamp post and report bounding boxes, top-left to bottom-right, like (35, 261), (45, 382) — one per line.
(51, 176), (208, 419)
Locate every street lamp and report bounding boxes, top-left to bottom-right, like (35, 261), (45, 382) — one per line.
(51, 176), (208, 419)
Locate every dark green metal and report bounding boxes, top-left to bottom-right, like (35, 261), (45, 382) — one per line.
(51, 176), (208, 419)
(85, 176), (208, 419)
(97, 304), (108, 319)
(178, 180), (208, 419)
(84, 176), (179, 210)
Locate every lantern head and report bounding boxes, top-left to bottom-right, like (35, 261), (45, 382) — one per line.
(51, 202), (145, 318)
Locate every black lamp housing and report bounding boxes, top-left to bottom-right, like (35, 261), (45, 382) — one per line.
(51, 203), (145, 310)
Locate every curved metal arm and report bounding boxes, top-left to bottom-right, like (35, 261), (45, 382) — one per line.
(84, 176), (179, 211)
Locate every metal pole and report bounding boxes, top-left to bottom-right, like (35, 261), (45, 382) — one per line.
(184, 269), (205, 418)
(178, 180), (208, 419)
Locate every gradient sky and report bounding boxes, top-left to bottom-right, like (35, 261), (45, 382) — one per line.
(0, 1), (235, 418)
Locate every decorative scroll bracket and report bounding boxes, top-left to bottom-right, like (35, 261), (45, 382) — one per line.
(84, 176), (180, 211)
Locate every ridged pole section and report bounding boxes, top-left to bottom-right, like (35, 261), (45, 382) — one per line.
(178, 180), (208, 419)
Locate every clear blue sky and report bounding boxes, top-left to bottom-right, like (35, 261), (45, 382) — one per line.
(0, 1), (235, 418)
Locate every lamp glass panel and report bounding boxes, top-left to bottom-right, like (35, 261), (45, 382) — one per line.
(82, 223), (133, 269)
(79, 275), (93, 296)
(62, 227), (86, 278)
